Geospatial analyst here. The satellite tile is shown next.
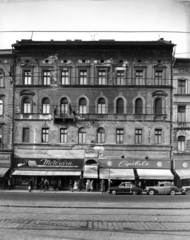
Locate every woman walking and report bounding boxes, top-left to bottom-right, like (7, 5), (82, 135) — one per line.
(100, 179), (106, 193)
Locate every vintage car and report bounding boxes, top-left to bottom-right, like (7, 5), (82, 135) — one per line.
(181, 186), (190, 195)
(144, 182), (181, 195)
(107, 182), (143, 195)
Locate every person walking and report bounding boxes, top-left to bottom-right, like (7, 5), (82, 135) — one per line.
(28, 177), (33, 192)
(69, 180), (74, 192)
(78, 178), (82, 191)
(86, 179), (91, 192)
(39, 178), (44, 190)
(44, 179), (49, 191)
(90, 180), (94, 192)
(100, 179), (106, 193)
(8, 177), (12, 190)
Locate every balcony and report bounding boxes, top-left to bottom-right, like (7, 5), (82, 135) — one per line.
(54, 112), (75, 123)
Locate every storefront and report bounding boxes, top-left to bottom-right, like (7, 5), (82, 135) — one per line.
(12, 149), (84, 189)
(0, 153), (11, 189)
(173, 160), (190, 187)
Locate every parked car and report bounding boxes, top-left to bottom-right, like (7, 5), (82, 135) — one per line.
(107, 182), (143, 195)
(144, 181), (181, 195)
(181, 186), (190, 195)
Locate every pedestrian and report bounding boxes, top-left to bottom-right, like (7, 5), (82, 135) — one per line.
(90, 180), (94, 192)
(78, 178), (82, 191)
(39, 177), (44, 190)
(8, 177), (12, 190)
(44, 179), (49, 191)
(69, 180), (74, 192)
(58, 179), (62, 190)
(100, 179), (106, 193)
(73, 180), (78, 191)
(86, 179), (91, 192)
(28, 177), (33, 192)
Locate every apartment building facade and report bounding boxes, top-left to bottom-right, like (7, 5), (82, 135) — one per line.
(11, 39), (175, 189)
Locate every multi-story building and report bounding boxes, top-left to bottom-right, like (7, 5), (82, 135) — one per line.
(11, 39), (175, 190)
(173, 58), (190, 187)
(0, 49), (14, 188)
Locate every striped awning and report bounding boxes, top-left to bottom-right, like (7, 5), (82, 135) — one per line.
(175, 169), (190, 179)
(83, 165), (98, 179)
(99, 168), (135, 180)
(0, 168), (10, 177)
(137, 169), (174, 180)
(12, 170), (81, 176)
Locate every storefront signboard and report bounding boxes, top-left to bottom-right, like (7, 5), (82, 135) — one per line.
(98, 159), (171, 169)
(0, 154), (11, 167)
(174, 160), (190, 169)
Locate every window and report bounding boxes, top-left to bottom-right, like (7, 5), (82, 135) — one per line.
(79, 98), (87, 114)
(0, 99), (3, 115)
(78, 127), (86, 143)
(135, 70), (144, 85)
(43, 70), (51, 85)
(98, 98), (106, 114)
(23, 97), (32, 114)
(60, 98), (69, 115)
(0, 71), (4, 87)
(22, 128), (29, 142)
(135, 98), (143, 114)
(42, 98), (50, 114)
(178, 106), (186, 122)
(135, 129), (142, 144)
(97, 128), (105, 143)
(60, 128), (68, 143)
(116, 70), (124, 85)
(61, 69), (69, 85)
(155, 129), (162, 144)
(116, 98), (124, 114)
(155, 98), (162, 115)
(79, 70), (87, 85)
(24, 70), (32, 85)
(98, 70), (106, 85)
(178, 136), (185, 152)
(178, 80), (186, 94)
(116, 129), (124, 143)
(155, 70), (163, 85)
(42, 128), (49, 143)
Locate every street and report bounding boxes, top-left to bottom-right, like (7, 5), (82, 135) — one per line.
(0, 191), (190, 239)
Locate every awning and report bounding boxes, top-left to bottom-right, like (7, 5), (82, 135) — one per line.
(99, 168), (135, 180)
(175, 169), (190, 179)
(137, 169), (174, 180)
(83, 165), (98, 179)
(0, 168), (10, 177)
(12, 170), (81, 176)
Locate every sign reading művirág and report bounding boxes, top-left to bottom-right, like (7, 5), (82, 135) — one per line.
(0, 154), (11, 167)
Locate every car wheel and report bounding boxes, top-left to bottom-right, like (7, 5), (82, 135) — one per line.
(170, 190), (176, 195)
(149, 190), (155, 195)
(132, 191), (137, 195)
(186, 190), (190, 195)
(112, 190), (117, 195)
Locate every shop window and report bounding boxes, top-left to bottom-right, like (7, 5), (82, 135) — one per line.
(178, 80), (186, 94)
(116, 129), (124, 143)
(60, 128), (68, 143)
(0, 99), (3, 115)
(0, 71), (4, 87)
(98, 70), (106, 85)
(155, 98), (162, 115)
(135, 98), (143, 114)
(178, 106), (186, 122)
(42, 128), (49, 143)
(42, 98), (50, 114)
(24, 70), (32, 85)
(178, 136), (185, 152)
(61, 69), (69, 85)
(23, 97), (32, 114)
(79, 98), (87, 114)
(79, 70), (88, 85)
(98, 98), (106, 114)
(154, 70), (163, 85)
(135, 129), (142, 144)
(22, 128), (30, 142)
(155, 129), (162, 144)
(116, 98), (124, 114)
(60, 98), (69, 115)
(97, 128), (105, 143)
(78, 127), (86, 143)
(116, 70), (124, 85)
(43, 70), (51, 85)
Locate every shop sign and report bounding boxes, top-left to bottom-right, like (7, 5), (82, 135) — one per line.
(0, 154), (11, 167)
(174, 160), (190, 169)
(98, 159), (171, 169)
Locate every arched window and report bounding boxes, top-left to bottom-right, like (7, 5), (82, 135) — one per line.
(60, 98), (69, 115)
(116, 98), (124, 114)
(78, 127), (86, 143)
(0, 100), (3, 115)
(42, 98), (50, 114)
(79, 98), (87, 114)
(178, 136), (185, 152)
(0, 71), (4, 88)
(155, 98), (162, 115)
(135, 98), (143, 114)
(97, 128), (105, 143)
(23, 97), (32, 114)
(98, 98), (106, 114)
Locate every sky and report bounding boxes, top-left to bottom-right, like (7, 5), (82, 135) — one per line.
(0, 0), (190, 57)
